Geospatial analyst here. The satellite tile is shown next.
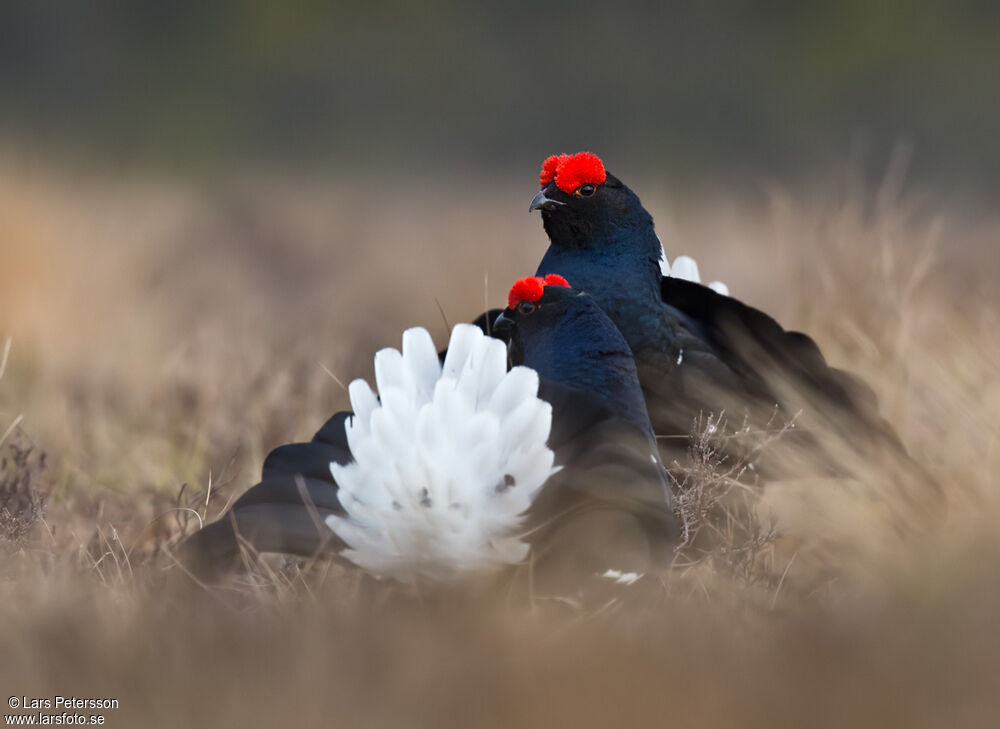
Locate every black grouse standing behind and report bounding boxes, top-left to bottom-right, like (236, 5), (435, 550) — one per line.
(521, 151), (940, 521)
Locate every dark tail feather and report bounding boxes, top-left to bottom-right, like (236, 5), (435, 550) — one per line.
(262, 443), (352, 482)
(469, 308), (507, 339)
(311, 411), (352, 448)
(179, 501), (345, 579)
(180, 413), (354, 580)
(230, 474), (345, 512)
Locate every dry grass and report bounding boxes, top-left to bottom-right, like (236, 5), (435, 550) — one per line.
(1, 150), (999, 728)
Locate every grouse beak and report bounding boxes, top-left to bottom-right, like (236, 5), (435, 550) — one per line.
(491, 311), (515, 339)
(529, 190), (565, 213)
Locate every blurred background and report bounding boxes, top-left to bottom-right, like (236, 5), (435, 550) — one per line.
(2, 5), (1000, 727)
(2, 0), (1000, 197)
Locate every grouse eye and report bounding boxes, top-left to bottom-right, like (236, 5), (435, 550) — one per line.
(576, 183), (596, 197)
(517, 301), (536, 315)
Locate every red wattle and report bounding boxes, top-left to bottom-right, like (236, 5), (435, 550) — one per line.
(507, 274), (573, 309)
(508, 277), (546, 309)
(543, 274), (570, 288)
(554, 152), (606, 194)
(539, 154), (568, 186)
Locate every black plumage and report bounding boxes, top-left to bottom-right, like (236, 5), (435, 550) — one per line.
(526, 156), (926, 481)
(182, 279), (679, 598)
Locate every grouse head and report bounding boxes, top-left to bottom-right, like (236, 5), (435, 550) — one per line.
(528, 152), (653, 250)
(493, 274), (652, 434)
(493, 273), (583, 364)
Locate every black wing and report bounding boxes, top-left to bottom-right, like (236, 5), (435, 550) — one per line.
(660, 276), (888, 432)
(658, 277), (943, 530)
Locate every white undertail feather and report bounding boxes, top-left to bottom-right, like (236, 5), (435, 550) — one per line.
(659, 245), (731, 296)
(600, 569), (644, 586)
(326, 324), (559, 583)
(668, 254), (700, 283)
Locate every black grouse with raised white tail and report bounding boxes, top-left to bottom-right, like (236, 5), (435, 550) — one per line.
(183, 275), (677, 599)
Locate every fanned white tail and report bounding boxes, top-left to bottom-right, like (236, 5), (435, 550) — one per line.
(326, 324), (559, 583)
(659, 244), (730, 296)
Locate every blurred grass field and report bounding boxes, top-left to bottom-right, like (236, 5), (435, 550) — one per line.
(1, 151), (1000, 728)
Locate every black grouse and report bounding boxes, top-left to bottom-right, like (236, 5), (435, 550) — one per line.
(182, 275), (678, 600)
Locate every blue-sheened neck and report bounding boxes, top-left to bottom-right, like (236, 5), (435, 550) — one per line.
(534, 200), (672, 358)
(518, 298), (655, 438)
